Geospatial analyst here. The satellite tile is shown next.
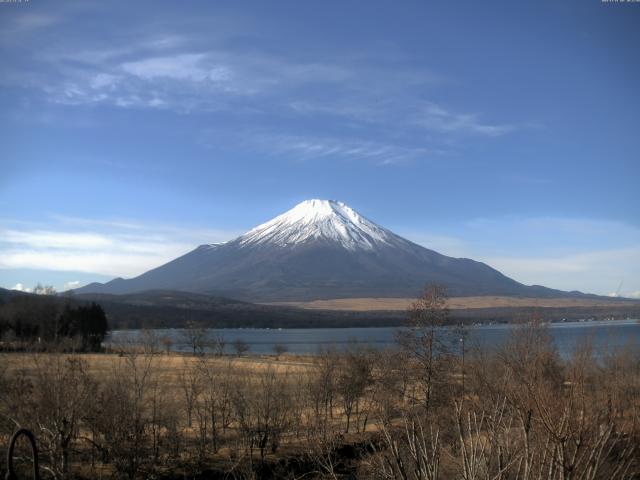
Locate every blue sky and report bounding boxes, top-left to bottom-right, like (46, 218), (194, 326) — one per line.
(1, 0), (638, 297)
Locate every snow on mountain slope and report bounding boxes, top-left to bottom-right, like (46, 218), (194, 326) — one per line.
(238, 199), (401, 250)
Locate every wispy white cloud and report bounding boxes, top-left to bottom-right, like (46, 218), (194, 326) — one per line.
(11, 283), (32, 293)
(0, 13), (60, 53)
(121, 54), (233, 83)
(6, 28), (515, 136)
(1, 250), (169, 278)
(416, 103), (516, 137)
(289, 100), (381, 124)
(32, 45), (357, 111)
(288, 98), (518, 139)
(262, 134), (431, 165)
(48, 215), (149, 231)
(89, 72), (121, 90)
(63, 280), (80, 291)
(197, 127), (440, 165)
(2, 230), (114, 250)
(2, 21), (521, 165)
(480, 247), (640, 294)
(0, 217), (240, 278)
(10, 13), (59, 31)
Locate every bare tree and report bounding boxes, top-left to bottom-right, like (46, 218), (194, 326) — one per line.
(374, 415), (441, 480)
(464, 320), (639, 480)
(178, 359), (201, 428)
(211, 332), (226, 356)
(336, 344), (373, 433)
(233, 338), (250, 357)
(306, 424), (344, 480)
(307, 346), (338, 440)
(159, 335), (174, 355)
(140, 329), (161, 355)
(28, 354), (95, 479)
(33, 283), (57, 296)
(182, 321), (208, 355)
(193, 357), (236, 455)
(273, 343), (288, 360)
(397, 283), (451, 412)
(86, 351), (158, 479)
(231, 366), (292, 462)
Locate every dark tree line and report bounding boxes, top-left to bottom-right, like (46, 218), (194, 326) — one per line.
(0, 294), (108, 351)
(57, 302), (109, 351)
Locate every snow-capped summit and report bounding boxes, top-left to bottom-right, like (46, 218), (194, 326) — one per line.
(238, 199), (399, 250)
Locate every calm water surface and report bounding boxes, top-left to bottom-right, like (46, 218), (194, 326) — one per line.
(107, 319), (640, 358)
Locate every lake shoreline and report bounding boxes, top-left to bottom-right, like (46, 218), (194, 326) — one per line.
(106, 318), (640, 358)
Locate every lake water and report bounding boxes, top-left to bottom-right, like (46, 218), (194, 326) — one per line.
(107, 319), (640, 358)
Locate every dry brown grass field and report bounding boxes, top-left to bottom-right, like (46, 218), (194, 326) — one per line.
(1, 351), (315, 384)
(267, 295), (640, 311)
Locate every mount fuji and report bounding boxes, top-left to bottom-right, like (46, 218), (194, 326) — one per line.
(75, 199), (575, 301)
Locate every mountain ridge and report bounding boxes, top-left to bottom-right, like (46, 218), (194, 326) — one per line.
(74, 199), (594, 301)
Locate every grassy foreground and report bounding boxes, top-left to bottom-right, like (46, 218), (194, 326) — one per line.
(1, 322), (639, 479)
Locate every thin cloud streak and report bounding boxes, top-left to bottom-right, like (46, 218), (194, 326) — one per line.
(481, 247), (640, 295)
(3, 13), (60, 35)
(2, 230), (114, 250)
(197, 128), (437, 165)
(262, 134), (432, 165)
(1, 250), (175, 278)
(0, 218), (241, 278)
(417, 103), (516, 137)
